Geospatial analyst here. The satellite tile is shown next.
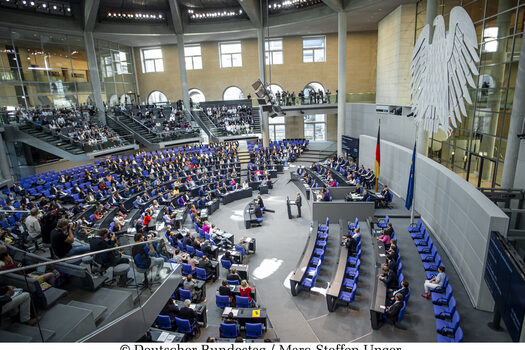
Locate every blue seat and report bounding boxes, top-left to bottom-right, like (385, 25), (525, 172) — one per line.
(408, 219), (422, 233)
(436, 310), (460, 335)
(432, 284), (453, 305)
(437, 326), (463, 342)
(347, 250), (362, 265)
(235, 295), (251, 308)
(345, 262), (360, 276)
(417, 239), (434, 254)
(423, 255), (442, 272)
(186, 245), (195, 254)
(377, 215), (389, 228)
(430, 276), (449, 294)
(317, 232), (328, 239)
(339, 288), (356, 303)
(301, 276), (316, 288)
(318, 217), (329, 232)
(414, 234), (430, 246)
(420, 246), (438, 262)
(397, 301), (407, 324)
(216, 294), (230, 308)
(220, 259), (232, 271)
(315, 240), (327, 248)
(89, 214), (95, 223)
(434, 296), (456, 319)
(156, 315), (172, 330)
(313, 248), (325, 256)
(195, 267), (209, 281)
(220, 323), (238, 338)
(227, 279), (240, 285)
(411, 226), (427, 239)
(195, 250), (204, 258)
(175, 317), (197, 335)
(245, 323), (263, 338)
(178, 288), (192, 301)
(182, 263), (195, 276)
(348, 217), (359, 230)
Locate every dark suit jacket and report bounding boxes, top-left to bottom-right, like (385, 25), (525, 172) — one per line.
(226, 274), (241, 282)
(218, 286), (231, 296)
(383, 271), (398, 290)
(385, 300), (403, 321)
(178, 306), (197, 323)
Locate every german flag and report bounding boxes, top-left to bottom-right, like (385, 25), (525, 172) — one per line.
(375, 120), (380, 191)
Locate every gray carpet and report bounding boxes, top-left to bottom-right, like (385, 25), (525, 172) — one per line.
(187, 168), (511, 342)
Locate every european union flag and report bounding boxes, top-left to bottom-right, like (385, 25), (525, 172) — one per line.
(405, 142), (416, 210)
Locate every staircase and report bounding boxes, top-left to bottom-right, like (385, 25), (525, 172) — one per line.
(5, 125), (90, 162)
(196, 110), (228, 138)
(252, 108), (262, 134)
(297, 147), (336, 163)
(237, 140), (252, 170)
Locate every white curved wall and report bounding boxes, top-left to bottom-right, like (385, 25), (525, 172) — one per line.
(359, 134), (508, 311)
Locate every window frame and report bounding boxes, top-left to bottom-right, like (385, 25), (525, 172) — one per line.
(140, 47), (164, 73)
(218, 41), (242, 68)
(184, 44), (203, 70)
(265, 38), (283, 65)
(302, 35), (326, 63)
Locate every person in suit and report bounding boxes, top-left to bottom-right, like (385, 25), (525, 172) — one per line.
(197, 256), (215, 280)
(178, 299), (198, 326)
(226, 268), (241, 283)
(342, 234), (357, 255)
(383, 222), (394, 237)
(201, 241), (214, 259)
(389, 281), (409, 303)
(159, 298), (180, 327)
(379, 266), (398, 290)
(380, 186), (393, 208)
(183, 274), (203, 301)
(361, 189), (371, 202)
(384, 293), (404, 324)
(353, 183), (362, 195)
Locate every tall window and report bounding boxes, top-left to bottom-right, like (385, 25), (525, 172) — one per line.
(185, 44), (202, 70)
(302, 36), (325, 63)
(141, 48), (164, 73)
(102, 56), (113, 78)
(219, 41), (242, 68)
(147, 90), (168, 105)
(265, 39), (283, 65)
(115, 51), (129, 74)
(223, 86), (244, 100)
(269, 116), (285, 141)
(304, 114), (326, 141)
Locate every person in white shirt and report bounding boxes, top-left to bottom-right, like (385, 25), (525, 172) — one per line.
(422, 266), (447, 299)
(24, 208), (41, 250)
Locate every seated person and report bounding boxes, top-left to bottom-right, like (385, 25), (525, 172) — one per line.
(0, 284), (39, 325)
(50, 218), (90, 258)
(178, 299), (198, 327)
(239, 280), (256, 306)
(223, 311), (240, 332)
(197, 256), (215, 279)
(379, 185), (392, 208)
(379, 266), (398, 290)
(383, 222), (394, 237)
(159, 297), (179, 327)
(218, 280), (231, 296)
(131, 233), (165, 280)
(384, 293), (404, 324)
(89, 228), (129, 268)
(422, 266), (446, 299)
(342, 234), (357, 255)
(226, 267), (242, 283)
(201, 241), (214, 258)
(389, 280), (409, 303)
(361, 189), (371, 202)
(183, 274), (203, 301)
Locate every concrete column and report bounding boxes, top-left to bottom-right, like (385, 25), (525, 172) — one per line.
(0, 133), (13, 183)
(83, 31), (106, 123)
(337, 11), (347, 157)
(257, 28), (266, 84)
(501, 35), (525, 188)
(257, 28), (269, 147)
(176, 34), (190, 111)
(416, 0), (438, 156)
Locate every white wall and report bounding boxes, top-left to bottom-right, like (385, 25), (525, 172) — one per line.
(345, 103), (416, 150)
(359, 135), (508, 311)
(514, 139), (525, 189)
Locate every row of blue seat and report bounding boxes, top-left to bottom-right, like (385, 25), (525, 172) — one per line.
(302, 218), (330, 289)
(409, 220), (463, 342)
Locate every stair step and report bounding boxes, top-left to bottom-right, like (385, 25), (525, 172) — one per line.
(6, 323), (56, 342)
(80, 288), (134, 326)
(67, 301), (108, 324)
(39, 304), (96, 342)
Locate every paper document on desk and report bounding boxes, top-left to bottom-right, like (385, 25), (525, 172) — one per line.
(379, 254), (386, 257)
(157, 332), (169, 342)
(165, 334), (176, 342)
(224, 307), (233, 314)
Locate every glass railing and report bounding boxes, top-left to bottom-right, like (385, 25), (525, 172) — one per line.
(248, 92), (376, 107)
(0, 237), (178, 342)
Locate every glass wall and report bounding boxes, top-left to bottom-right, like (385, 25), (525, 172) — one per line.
(95, 39), (137, 106)
(269, 115), (285, 141)
(0, 27), (137, 110)
(304, 114), (326, 141)
(0, 27), (92, 109)
(422, 0), (523, 188)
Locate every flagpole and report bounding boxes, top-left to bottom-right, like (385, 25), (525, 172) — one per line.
(410, 124), (419, 225)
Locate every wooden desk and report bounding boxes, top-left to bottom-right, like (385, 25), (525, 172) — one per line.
(289, 222), (318, 296)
